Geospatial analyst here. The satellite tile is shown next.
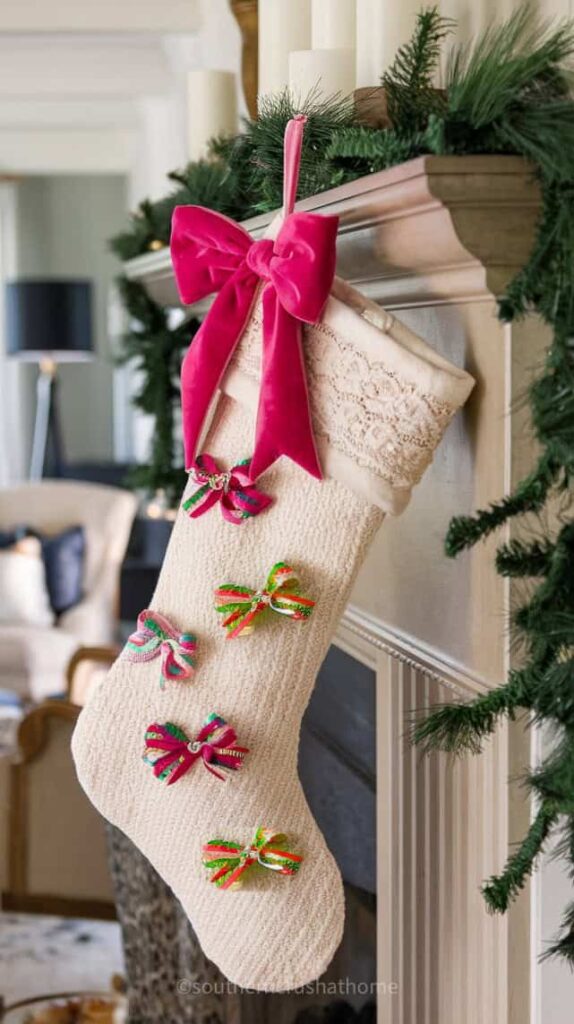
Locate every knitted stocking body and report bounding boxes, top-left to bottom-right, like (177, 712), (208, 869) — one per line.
(73, 290), (473, 992)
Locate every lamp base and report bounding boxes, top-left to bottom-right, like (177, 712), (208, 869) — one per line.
(30, 359), (64, 480)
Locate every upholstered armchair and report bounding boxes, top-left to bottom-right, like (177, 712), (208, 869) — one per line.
(0, 481), (137, 701)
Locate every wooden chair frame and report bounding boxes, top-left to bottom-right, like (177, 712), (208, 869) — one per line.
(2, 641), (119, 920)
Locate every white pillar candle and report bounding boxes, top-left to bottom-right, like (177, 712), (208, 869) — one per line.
(312, 0), (356, 49)
(187, 70), (238, 162)
(356, 0), (420, 87)
(289, 47), (356, 98)
(258, 0), (311, 99)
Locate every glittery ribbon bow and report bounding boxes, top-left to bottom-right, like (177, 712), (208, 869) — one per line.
(182, 453), (272, 524)
(144, 713), (248, 784)
(125, 609), (197, 688)
(214, 561), (315, 639)
(202, 826), (303, 889)
(170, 115), (339, 481)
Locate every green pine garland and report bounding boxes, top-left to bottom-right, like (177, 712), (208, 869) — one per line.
(116, 277), (196, 507)
(111, 5), (574, 961)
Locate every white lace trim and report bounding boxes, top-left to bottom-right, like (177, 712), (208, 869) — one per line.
(232, 309), (457, 491)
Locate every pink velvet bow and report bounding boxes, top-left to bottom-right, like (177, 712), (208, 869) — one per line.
(170, 115), (339, 481)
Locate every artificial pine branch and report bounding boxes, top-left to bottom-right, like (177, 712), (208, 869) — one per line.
(325, 125), (422, 176)
(529, 731), (574, 805)
(445, 451), (561, 556)
(542, 817), (574, 963)
(412, 669), (534, 754)
(543, 899), (574, 964)
(531, 333), (574, 465)
(445, 4), (574, 128)
(482, 800), (559, 911)
(512, 523), (574, 649)
(495, 537), (555, 577)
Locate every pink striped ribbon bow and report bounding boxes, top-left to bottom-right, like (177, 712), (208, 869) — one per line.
(182, 453), (272, 523)
(124, 609), (197, 688)
(144, 713), (248, 784)
(170, 115), (339, 481)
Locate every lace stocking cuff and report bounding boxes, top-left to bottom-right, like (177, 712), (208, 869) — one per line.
(222, 278), (475, 514)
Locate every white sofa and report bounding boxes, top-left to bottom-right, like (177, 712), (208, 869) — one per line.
(0, 480), (137, 701)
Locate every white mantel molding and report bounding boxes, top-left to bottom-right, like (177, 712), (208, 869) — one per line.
(125, 153), (541, 310)
(335, 604), (491, 698)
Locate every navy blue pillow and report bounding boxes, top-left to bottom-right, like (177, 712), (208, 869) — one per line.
(0, 523), (85, 614)
(0, 525), (28, 548)
(37, 526), (86, 615)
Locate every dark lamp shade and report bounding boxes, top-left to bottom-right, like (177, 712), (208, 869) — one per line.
(6, 279), (93, 362)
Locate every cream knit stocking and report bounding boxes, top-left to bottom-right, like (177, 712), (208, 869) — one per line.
(73, 294), (474, 992)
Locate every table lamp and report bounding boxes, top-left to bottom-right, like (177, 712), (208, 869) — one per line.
(6, 279), (93, 479)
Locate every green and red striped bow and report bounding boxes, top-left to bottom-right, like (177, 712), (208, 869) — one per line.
(214, 561), (315, 639)
(202, 826), (303, 889)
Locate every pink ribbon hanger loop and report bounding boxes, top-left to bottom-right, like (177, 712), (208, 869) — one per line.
(170, 115), (339, 482)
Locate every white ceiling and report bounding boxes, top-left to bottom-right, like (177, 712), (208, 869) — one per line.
(0, 0), (213, 180)
(0, 2), (201, 33)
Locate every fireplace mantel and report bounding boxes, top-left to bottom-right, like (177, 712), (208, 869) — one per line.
(125, 154), (541, 309)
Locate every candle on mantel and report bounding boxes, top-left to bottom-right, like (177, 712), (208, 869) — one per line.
(187, 70), (238, 162)
(258, 0), (311, 98)
(356, 0), (420, 87)
(289, 48), (356, 99)
(311, 0), (356, 50)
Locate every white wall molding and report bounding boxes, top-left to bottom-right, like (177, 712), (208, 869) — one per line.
(0, 128), (137, 175)
(0, 35), (177, 98)
(0, 98), (139, 130)
(0, 181), (27, 484)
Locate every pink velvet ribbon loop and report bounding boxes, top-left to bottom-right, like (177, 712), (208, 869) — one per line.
(170, 115), (339, 481)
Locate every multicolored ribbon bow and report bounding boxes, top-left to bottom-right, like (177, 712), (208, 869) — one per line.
(171, 115), (339, 482)
(202, 826), (303, 889)
(144, 713), (248, 784)
(124, 609), (197, 688)
(182, 453), (272, 524)
(214, 561), (315, 639)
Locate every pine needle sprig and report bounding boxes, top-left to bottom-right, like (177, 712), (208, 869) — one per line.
(543, 898), (574, 964)
(541, 817), (574, 963)
(381, 5), (452, 133)
(445, 5), (574, 129)
(412, 669), (535, 754)
(237, 89), (356, 213)
(325, 125), (423, 176)
(495, 538), (556, 577)
(445, 451), (562, 556)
